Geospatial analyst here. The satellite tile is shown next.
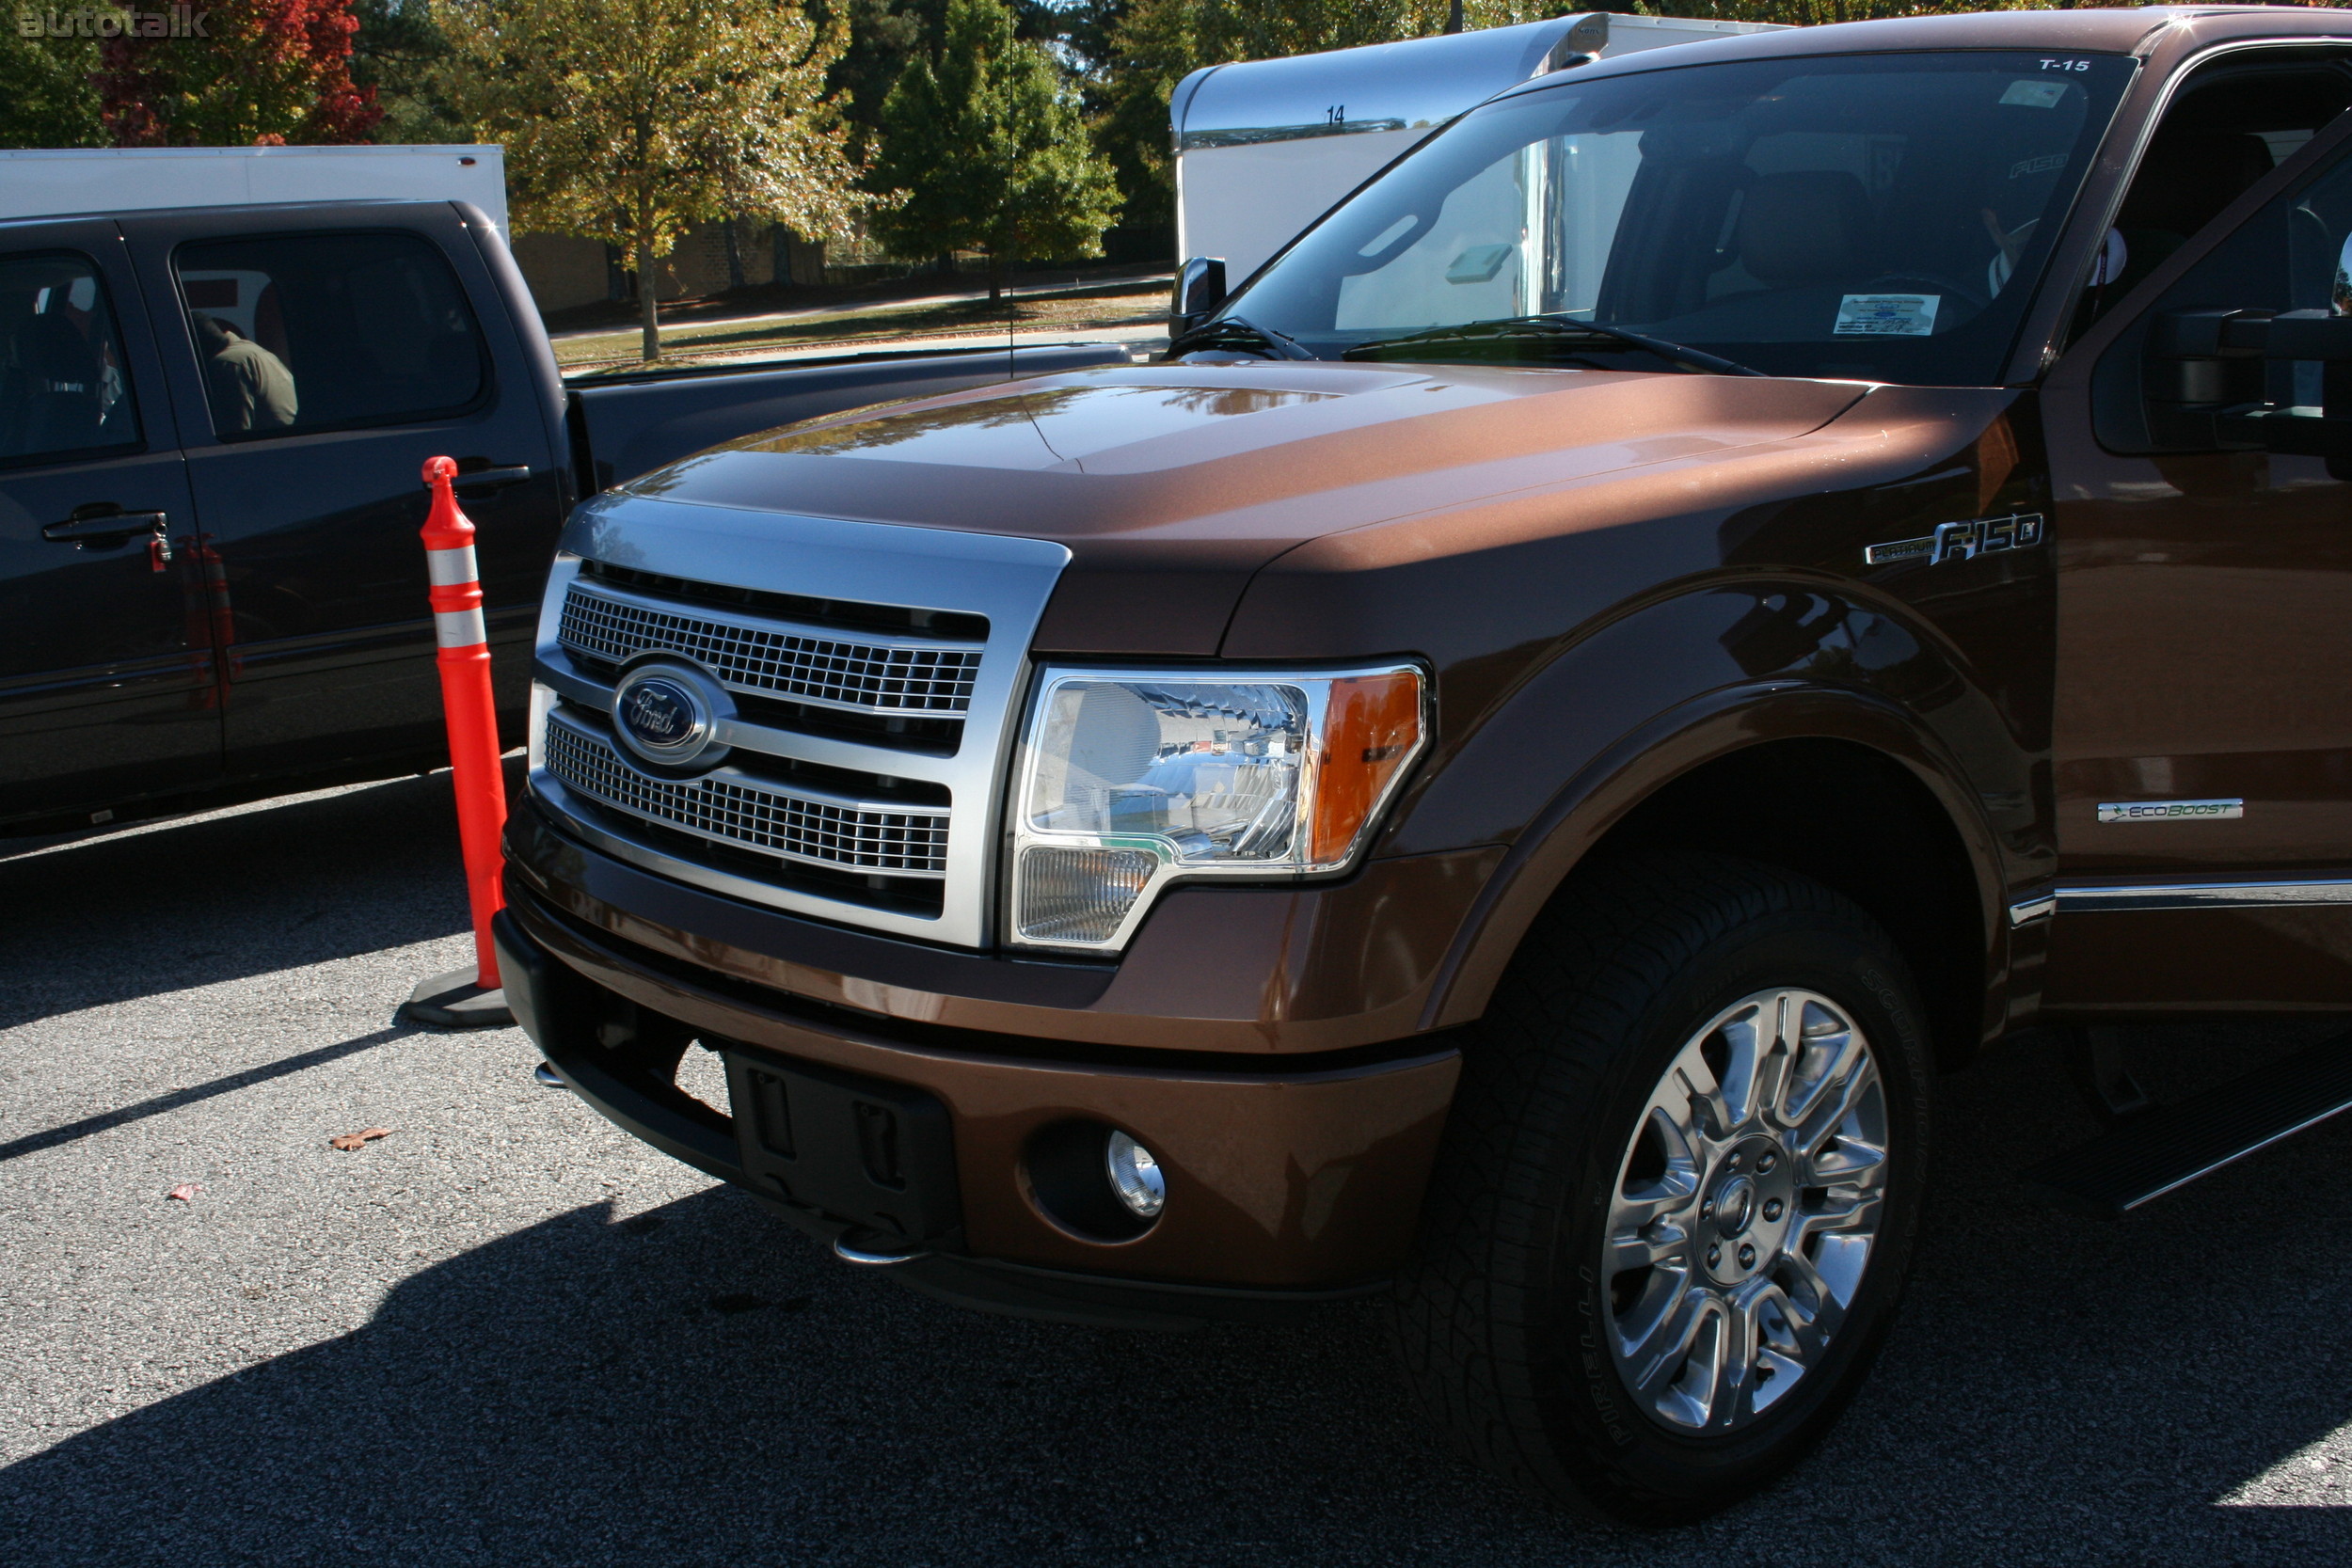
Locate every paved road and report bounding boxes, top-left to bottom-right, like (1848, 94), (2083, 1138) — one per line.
(1, 770), (2346, 1565)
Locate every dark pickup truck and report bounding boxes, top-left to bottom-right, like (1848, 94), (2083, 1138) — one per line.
(488, 4), (2352, 1527)
(0, 199), (1123, 832)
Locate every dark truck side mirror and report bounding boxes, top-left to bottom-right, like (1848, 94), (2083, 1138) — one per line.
(1168, 256), (1228, 340)
(2146, 305), (2352, 477)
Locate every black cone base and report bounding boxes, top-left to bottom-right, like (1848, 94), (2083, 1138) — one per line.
(405, 966), (515, 1029)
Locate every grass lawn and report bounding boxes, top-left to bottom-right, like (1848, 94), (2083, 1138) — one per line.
(555, 280), (1168, 375)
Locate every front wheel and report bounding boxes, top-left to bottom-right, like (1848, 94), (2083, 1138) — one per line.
(1391, 852), (1932, 1524)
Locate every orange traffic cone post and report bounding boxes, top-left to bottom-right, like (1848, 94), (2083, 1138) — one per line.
(404, 455), (516, 1029)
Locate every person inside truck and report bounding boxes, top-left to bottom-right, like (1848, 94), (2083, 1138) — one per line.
(191, 310), (298, 434)
(0, 268), (135, 463)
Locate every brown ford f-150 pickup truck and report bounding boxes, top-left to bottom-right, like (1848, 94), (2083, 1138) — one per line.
(493, 7), (2352, 1522)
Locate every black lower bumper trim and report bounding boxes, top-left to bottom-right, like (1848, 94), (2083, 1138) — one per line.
(494, 908), (740, 1182)
(497, 900), (1391, 1331)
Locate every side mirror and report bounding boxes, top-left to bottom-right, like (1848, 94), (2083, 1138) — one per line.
(2147, 303), (2352, 474)
(1168, 256), (1228, 339)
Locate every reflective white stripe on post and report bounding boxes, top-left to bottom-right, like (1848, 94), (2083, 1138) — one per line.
(436, 608), (488, 648)
(425, 546), (480, 587)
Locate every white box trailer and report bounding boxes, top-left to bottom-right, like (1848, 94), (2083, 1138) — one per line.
(0, 145), (507, 232)
(1170, 12), (1788, 286)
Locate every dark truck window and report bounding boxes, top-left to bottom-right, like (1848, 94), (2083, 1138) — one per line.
(174, 230), (487, 441)
(2079, 58), (2352, 329)
(1222, 51), (2136, 385)
(0, 252), (141, 467)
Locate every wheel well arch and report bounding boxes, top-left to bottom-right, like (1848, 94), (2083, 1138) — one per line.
(1424, 700), (2004, 1071)
(1590, 737), (1986, 1068)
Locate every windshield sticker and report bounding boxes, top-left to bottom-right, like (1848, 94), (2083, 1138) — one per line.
(2009, 152), (2066, 180)
(2000, 80), (2069, 109)
(1445, 244), (1513, 284)
(1835, 294), (1940, 337)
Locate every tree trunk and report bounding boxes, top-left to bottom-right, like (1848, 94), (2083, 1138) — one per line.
(637, 237), (660, 362)
(987, 252), (1003, 305)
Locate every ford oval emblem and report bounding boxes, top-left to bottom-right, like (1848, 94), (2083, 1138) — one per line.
(613, 671), (712, 764)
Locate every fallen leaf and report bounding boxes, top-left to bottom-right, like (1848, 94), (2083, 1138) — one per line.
(167, 1183), (200, 1202)
(329, 1127), (393, 1151)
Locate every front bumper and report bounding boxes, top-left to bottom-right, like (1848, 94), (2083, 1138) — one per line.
(494, 848), (1464, 1325)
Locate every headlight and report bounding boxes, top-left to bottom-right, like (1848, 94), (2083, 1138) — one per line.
(1008, 664), (1425, 950)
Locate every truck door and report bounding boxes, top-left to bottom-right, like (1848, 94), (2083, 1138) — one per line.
(0, 221), (217, 825)
(2042, 62), (2352, 1009)
(119, 204), (564, 781)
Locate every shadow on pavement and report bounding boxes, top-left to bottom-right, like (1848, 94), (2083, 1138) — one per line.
(0, 762), (518, 1031)
(3, 1025), (2348, 1568)
(0, 1186), (1536, 1567)
(0, 1023), (417, 1164)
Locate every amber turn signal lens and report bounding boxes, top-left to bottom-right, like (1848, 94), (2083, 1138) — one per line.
(1310, 670), (1422, 863)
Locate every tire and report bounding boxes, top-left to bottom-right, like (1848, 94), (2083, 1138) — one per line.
(1390, 850), (1933, 1524)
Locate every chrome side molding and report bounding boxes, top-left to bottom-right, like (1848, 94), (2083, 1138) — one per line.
(2052, 877), (2352, 913)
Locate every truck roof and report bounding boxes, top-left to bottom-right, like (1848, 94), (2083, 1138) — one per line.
(0, 146), (507, 231)
(0, 198), (486, 245)
(1491, 5), (2352, 94)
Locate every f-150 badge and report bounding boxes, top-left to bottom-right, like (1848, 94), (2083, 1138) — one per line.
(1864, 512), (2045, 567)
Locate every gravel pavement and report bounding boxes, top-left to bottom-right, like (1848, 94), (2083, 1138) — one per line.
(1, 767), (2347, 1565)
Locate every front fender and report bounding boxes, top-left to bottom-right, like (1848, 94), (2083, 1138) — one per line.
(1380, 583), (2024, 1035)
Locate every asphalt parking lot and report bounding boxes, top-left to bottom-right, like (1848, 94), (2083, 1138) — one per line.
(1, 767), (2347, 1566)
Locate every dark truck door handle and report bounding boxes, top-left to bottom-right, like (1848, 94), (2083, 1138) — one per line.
(42, 510), (168, 546)
(452, 464), (532, 497)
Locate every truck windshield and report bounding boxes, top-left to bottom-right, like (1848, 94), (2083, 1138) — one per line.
(1218, 51), (2136, 385)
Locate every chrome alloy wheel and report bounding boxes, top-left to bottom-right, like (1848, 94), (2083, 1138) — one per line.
(1602, 988), (1889, 1434)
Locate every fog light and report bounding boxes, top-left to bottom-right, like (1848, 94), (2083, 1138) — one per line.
(1104, 1130), (1166, 1218)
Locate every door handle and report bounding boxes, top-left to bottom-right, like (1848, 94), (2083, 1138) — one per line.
(42, 510), (168, 546)
(451, 465), (532, 497)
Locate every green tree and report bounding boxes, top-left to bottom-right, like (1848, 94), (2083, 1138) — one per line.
(1092, 0), (1192, 230)
(0, 30), (104, 149)
(435, 0), (866, 360)
(867, 0), (1122, 299)
(805, 0), (1057, 158)
(353, 0), (469, 143)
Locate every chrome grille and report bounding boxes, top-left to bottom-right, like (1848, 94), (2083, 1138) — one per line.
(544, 719), (948, 876)
(533, 515), (1070, 947)
(558, 584), (981, 713)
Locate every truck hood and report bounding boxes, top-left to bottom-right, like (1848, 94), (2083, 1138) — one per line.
(612, 361), (1867, 654)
